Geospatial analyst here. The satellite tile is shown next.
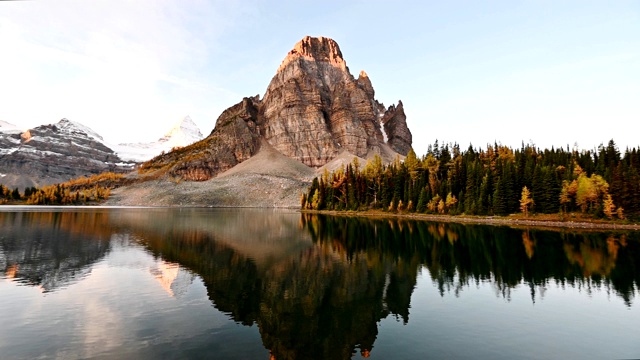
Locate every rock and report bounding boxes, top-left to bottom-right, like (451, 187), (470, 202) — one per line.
(260, 36), (392, 167)
(0, 119), (132, 190)
(142, 36), (413, 180)
(143, 96), (261, 181)
(382, 101), (413, 155)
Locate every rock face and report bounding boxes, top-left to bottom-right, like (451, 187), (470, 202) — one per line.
(0, 119), (133, 190)
(381, 101), (413, 155)
(260, 36), (411, 167)
(144, 36), (412, 180)
(142, 97), (261, 181)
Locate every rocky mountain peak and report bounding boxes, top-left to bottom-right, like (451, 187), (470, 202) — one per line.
(0, 118), (128, 190)
(356, 70), (375, 98)
(278, 36), (346, 72)
(54, 118), (104, 141)
(143, 36), (413, 180)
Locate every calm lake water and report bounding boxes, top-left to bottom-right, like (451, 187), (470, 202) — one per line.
(1, 207), (639, 359)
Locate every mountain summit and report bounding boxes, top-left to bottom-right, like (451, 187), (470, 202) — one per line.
(116, 116), (204, 162)
(159, 116), (203, 148)
(146, 36), (413, 181)
(0, 118), (127, 189)
(262, 36), (412, 166)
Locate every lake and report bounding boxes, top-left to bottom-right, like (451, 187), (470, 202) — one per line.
(1, 207), (639, 359)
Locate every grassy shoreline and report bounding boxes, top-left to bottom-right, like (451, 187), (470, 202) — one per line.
(301, 209), (640, 231)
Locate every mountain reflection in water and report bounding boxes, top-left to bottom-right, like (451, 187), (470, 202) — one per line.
(1, 208), (639, 359)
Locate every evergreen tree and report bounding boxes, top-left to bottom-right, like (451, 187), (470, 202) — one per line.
(492, 177), (508, 215)
(416, 188), (427, 213)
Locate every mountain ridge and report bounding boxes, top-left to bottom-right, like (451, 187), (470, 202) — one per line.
(0, 118), (128, 190)
(106, 36), (414, 207)
(0, 116), (203, 189)
(141, 36), (413, 182)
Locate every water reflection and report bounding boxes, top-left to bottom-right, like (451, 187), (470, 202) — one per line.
(303, 214), (640, 307)
(0, 210), (111, 291)
(115, 209), (413, 359)
(1, 208), (639, 359)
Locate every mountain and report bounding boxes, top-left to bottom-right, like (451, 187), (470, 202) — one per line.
(114, 116), (204, 162)
(261, 36), (412, 165)
(0, 116), (204, 190)
(143, 36), (413, 182)
(105, 36), (413, 207)
(0, 120), (20, 134)
(0, 118), (132, 190)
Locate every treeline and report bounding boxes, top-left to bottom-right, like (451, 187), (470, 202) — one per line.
(0, 172), (125, 205)
(0, 184), (22, 204)
(301, 140), (640, 220)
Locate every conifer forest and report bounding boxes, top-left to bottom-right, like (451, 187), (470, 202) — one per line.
(302, 140), (640, 220)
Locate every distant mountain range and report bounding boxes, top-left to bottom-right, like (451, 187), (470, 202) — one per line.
(1, 36), (414, 207)
(0, 117), (203, 190)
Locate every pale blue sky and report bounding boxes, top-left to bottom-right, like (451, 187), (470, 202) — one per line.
(1, 0), (638, 155)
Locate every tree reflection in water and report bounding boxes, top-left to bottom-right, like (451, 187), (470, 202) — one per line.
(303, 214), (640, 307)
(1, 209), (639, 359)
(139, 212), (640, 359)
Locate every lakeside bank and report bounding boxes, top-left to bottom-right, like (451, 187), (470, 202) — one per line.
(302, 210), (640, 231)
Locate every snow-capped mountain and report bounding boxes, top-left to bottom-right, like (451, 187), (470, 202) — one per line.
(0, 118), (132, 190)
(114, 116), (204, 162)
(0, 120), (20, 134)
(0, 116), (205, 189)
(55, 117), (105, 142)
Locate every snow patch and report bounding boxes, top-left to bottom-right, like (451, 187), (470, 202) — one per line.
(114, 116), (204, 162)
(379, 113), (388, 143)
(54, 118), (104, 141)
(0, 120), (21, 134)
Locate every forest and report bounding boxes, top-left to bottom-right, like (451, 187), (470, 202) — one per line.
(301, 140), (640, 220)
(0, 172), (124, 205)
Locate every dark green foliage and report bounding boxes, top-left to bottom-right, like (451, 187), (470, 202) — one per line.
(416, 188), (427, 213)
(303, 140), (640, 219)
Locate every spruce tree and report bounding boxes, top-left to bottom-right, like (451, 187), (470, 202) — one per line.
(416, 188), (427, 213)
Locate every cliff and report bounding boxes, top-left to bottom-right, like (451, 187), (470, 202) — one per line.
(142, 36), (413, 181)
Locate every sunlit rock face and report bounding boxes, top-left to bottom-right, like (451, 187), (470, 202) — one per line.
(260, 36), (411, 167)
(145, 36), (413, 180)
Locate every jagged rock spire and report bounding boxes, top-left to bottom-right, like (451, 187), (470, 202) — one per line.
(145, 36), (413, 180)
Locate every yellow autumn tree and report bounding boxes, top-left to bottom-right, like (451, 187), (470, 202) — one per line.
(520, 186), (534, 216)
(602, 194), (616, 219)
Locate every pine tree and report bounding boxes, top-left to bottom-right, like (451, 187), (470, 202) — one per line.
(416, 188), (427, 213)
(492, 177), (507, 215)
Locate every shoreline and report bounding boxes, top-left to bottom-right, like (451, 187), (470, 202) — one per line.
(301, 209), (640, 231)
(3, 203), (640, 231)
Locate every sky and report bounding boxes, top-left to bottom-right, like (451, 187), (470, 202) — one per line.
(1, 0), (638, 156)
